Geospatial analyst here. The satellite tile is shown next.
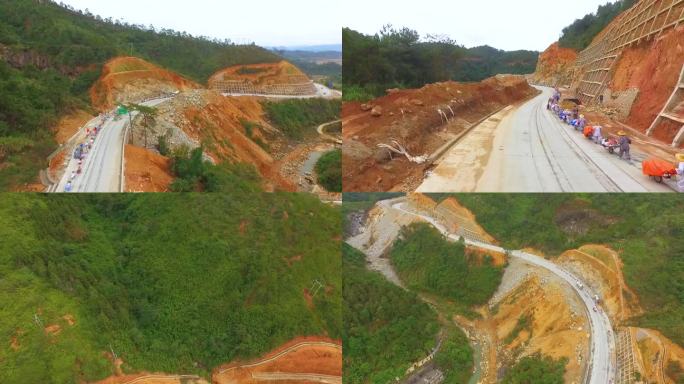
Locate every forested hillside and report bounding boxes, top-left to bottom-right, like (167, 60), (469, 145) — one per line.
(390, 223), (503, 311)
(0, 0), (280, 190)
(456, 194), (684, 347)
(343, 244), (439, 384)
(558, 0), (638, 51)
(0, 193), (341, 383)
(342, 27), (537, 101)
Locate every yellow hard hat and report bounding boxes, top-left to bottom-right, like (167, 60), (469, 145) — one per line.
(617, 131), (627, 136)
(676, 153), (684, 162)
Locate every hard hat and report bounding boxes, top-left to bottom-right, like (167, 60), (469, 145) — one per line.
(676, 153), (684, 162)
(580, 114), (585, 119)
(617, 131), (627, 136)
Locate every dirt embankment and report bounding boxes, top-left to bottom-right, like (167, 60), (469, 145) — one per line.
(90, 56), (200, 111)
(124, 145), (173, 192)
(611, 26), (684, 142)
(213, 336), (342, 384)
(342, 75), (538, 192)
(530, 42), (578, 87)
(142, 89), (294, 191)
(490, 261), (589, 384)
(208, 60), (310, 87)
(90, 336), (340, 384)
(557, 244), (642, 323)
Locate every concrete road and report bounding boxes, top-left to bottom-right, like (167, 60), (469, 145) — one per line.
(55, 97), (171, 193)
(418, 86), (671, 193)
(382, 198), (616, 384)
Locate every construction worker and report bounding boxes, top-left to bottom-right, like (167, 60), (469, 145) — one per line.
(676, 153), (684, 192)
(592, 125), (603, 144)
(577, 114), (586, 132)
(618, 131), (631, 160)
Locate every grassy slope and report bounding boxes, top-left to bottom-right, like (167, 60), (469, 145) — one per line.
(0, 193), (341, 383)
(315, 149), (342, 193)
(264, 99), (341, 140)
(455, 194), (684, 346)
(343, 244), (439, 384)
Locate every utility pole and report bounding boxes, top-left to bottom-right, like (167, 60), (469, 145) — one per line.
(309, 279), (324, 297)
(33, 313), (43, 328)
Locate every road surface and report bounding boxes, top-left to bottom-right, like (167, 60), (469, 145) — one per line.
(379, 197), (616, 384)
(54, 97), (170, 193)
(418, 86), (671, 192)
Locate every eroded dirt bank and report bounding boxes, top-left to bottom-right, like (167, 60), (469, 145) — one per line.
(342, 76), (538, 192)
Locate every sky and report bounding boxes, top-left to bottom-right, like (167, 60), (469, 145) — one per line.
(59, 0), (341, 47)
(342, 0), (615, 51)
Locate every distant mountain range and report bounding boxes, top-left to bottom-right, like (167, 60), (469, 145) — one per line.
(268, 44), (342, 52)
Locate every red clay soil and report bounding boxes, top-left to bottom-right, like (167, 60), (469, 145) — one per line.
(53, 109), (94, 144)
(208, 60), (310, 87)
(170, 92), (294, 191)
(531, 42), (578, 86)
(213, 336), (342, 384)
(90, 56), (200, 111)
(611, 26), (684, 140)
(342, 75), (538, 192)
(124, 145), (174, 192)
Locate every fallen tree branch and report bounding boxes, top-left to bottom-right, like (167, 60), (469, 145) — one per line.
(377, 140), (428, 164)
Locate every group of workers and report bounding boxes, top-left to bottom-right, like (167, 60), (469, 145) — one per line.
(64, 116), (107, 192)
(547, 94), (632, 160)
(547, 89), (684, 192)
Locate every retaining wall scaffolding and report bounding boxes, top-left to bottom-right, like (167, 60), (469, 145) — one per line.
(575, 0), (684, 104)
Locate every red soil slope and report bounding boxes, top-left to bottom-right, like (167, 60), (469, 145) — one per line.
(90, 56), (200, 111)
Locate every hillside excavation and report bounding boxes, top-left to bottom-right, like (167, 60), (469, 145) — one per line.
(345, 194), (684, 384)
(343, 0), (684, 193)
(91, 337), (341, 384)
(45, 56), (340, 195)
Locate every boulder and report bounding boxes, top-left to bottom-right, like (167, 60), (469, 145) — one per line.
(371, 106), (383, 117)
(360, 103), (373, 111)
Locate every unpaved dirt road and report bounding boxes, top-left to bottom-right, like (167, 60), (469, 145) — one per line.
(378, 197), (616, 384)
(418, 86), (672, 193)
(54, 98), (171, 193)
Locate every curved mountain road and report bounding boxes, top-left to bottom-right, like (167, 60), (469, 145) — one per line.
(381, 198), (616, 384)
(54, 97), (171, 193)
(418, 86), (671, 193)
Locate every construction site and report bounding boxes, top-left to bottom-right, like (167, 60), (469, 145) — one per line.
(344, 193), (684, 384)
(44, 56), (341, 196)
(342, 0), (684, 193)
(89, 337), (342, 384)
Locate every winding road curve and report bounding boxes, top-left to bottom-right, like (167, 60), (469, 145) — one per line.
(379, 197), (616, 384)
(54, 97), (171, 193)
(418, 86), (671, 193)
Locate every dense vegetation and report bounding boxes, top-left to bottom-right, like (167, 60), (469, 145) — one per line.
(558, 0), (638, 51)
(501, 354), (567, 384)
(343, 244), (440, 384)
(434, 330), (474, 384)
(315, 149), (342, 192)
(168, 146), (263, 192)
(264, 98), (341, 140)
(390, 223), (503, 309)
(455, 194), (684, 346)
(342, 26), (537, 101)
(0, 0), (280, 190)
(0, 193), (341, 383)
